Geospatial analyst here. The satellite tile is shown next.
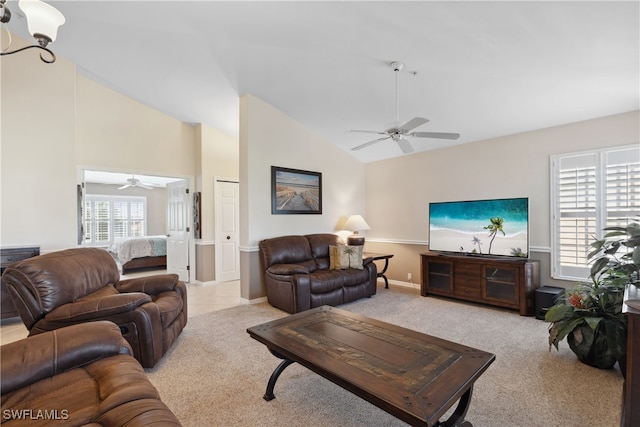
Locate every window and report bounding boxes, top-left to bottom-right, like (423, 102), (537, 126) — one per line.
(551, 145), (640, 280)
(84, 196), (147, 246)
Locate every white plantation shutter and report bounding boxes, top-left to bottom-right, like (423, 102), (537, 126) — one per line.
(84, 196), (147, 246)
(551, 145), (640, 280)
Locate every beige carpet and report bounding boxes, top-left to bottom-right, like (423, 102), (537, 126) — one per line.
(146, 285), (623, 427)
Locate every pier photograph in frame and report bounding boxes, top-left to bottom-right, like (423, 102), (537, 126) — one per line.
(271, 166), (322, 214)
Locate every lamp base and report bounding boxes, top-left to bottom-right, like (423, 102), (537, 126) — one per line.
(347, 235), (365, 246)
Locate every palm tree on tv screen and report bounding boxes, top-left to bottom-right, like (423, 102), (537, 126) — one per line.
(484, 217), (505, 255)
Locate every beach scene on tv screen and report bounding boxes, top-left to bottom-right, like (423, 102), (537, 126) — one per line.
(429, 198), (529, 257)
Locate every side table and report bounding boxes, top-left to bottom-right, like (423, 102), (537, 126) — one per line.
(363, 252), (394, 289)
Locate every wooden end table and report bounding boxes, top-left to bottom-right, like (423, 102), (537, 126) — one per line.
(248, 305), (495, 427)
(364, 252), (393, 288)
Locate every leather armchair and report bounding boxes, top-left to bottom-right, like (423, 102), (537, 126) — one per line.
(2, 248), (187, 368)
(1, 321), (181, 426)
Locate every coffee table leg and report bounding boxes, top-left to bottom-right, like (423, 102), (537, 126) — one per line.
(263, 350), (295, 401)
(435, 386), (473, 427)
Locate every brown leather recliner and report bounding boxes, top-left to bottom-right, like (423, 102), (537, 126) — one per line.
(1, 321), (182, 426)
(2, 248), (187, 368)
(259, 233), (377, 313)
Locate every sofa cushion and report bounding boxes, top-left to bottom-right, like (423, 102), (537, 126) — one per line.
(260, 235), (315, 271)
(306, 233), (343, 270)
(309, 270), (346, 293)
(1, 354), (180, 426)
(337, 268), (370, 286)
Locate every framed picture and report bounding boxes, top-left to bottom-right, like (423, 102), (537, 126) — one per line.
(271, 166), (322, 214)
(193, 191), (202, 239)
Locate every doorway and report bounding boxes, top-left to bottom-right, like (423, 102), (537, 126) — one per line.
(215, 178), (240, 282)
(81, 169), (193, 282)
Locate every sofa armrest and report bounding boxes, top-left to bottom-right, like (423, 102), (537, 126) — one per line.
(266, 264), (310, 275)
(1, 321), (131, 395)
(44, 292), (152, 322)
(116, 274), (180, 295)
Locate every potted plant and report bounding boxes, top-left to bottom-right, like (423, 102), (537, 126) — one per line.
(546, 220), (640, 371)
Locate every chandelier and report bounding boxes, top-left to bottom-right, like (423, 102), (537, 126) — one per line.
(0, 0), (65, 63)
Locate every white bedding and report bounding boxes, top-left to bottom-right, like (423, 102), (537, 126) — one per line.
(109, 235), (167, 265)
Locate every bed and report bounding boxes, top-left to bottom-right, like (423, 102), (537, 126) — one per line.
(108, 235), (167, 273)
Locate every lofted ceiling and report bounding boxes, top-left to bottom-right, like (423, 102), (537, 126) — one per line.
(5, 1), (639, 163)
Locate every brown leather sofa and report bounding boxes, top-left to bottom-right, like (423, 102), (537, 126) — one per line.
(259, 233), (377, 313)
(2, 248), (187, 368)
(1, 321), (181, 426)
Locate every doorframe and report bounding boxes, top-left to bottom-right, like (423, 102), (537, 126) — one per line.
(78, 166), (196, 281)
(214, 176), (240, 283)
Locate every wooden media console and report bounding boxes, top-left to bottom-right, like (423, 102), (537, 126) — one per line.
(420, 252), (540, 316)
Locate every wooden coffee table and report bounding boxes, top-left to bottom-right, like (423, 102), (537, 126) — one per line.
(247, 305), (495, 427)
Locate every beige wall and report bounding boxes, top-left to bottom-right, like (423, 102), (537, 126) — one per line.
(75, 76), (196, 177)
(1, 35), (238, 284)
(365, 110), (640, 288)
(239, 94), (367, 299)
(1, 38), (77, 251)
(194, 124), (239, 282)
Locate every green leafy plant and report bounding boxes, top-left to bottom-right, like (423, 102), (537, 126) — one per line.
(546, 220), (640, 369)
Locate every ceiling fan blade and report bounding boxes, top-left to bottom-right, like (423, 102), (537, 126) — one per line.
(118, 184), (132, 190)
(348, 130), (387, 135)
(139, 184), (154, 190)
(396, 138), (414, 154)
(410, 131), (461, 140)
(351, 136), (391, 151)
(398, 117), (429, 133)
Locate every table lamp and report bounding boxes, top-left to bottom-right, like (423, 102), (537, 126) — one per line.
(343, 214), (370, 246)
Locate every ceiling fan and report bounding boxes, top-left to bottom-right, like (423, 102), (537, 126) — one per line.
(350, 61), (460, 154)
(118, 175), (154, 190)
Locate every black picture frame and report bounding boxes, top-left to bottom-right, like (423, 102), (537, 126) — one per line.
(271, 166), (322, 214)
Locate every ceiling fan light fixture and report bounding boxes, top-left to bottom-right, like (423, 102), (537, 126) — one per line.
(349, 60), (461, 153)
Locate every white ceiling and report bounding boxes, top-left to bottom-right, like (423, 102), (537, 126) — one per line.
(6, 1), (639, 163)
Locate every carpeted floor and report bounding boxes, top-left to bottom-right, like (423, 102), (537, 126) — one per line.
(146, 285), (624, 427)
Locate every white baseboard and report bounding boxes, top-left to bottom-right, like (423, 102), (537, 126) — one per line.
(242, 296), (268, 305)
(383, 278), (421, 291)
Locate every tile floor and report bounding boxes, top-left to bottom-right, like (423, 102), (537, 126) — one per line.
(0, 269), (242, 346)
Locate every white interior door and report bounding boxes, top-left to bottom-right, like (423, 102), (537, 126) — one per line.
(167, 180), (190, 282)
(215, 178), (240, 282)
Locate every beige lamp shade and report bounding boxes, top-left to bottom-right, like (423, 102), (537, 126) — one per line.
(343, 215), (370, 245)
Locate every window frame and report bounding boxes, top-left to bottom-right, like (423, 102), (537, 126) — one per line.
(550, 144), (640, 281)
(84, 195), (148, 247)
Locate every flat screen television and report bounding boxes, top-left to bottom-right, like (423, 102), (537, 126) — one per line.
(428, 197), (529, 258)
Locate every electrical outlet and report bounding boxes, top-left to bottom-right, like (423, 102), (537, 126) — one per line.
(407, 273), (412, 281)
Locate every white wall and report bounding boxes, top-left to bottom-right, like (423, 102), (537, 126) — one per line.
(364, 110), (640, 286)
(240, 94), (366, 247)
(366, 111), (639, 247)
(239, 94), (366, 299)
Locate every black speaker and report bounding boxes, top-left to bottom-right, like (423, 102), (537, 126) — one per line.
(535, 286), (565, 320)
